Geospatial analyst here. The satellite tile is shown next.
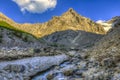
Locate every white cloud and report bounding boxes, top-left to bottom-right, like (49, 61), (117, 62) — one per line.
(13, 0), (57, 13)
(96, 20), (105, 24)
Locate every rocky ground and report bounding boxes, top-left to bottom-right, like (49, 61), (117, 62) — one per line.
(32, 49), (120, 80)
(0, 48), (120, 80)
(0, 47), (67, 61)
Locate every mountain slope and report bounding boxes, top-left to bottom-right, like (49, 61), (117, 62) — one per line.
(0, 21), (41, 48)
(42, 30), (103, 48)
(0, 8), (106, 38)
(87, 19), (120, 62)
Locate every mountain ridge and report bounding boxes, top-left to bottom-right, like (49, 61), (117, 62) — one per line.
(0, 8), (106, 38)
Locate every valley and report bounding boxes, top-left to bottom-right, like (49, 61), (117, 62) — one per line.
(0, 8), (120, 80)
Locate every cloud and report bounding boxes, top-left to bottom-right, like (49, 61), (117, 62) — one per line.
(96, 20), (105, 24)
(13, 0), (57, 13)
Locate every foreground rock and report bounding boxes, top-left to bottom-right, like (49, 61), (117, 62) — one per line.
(0, 54), (68, 80)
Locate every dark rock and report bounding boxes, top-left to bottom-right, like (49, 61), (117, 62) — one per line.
(33, 48), (41, 53)
(3, 64), (25, 73)
(46, 72), (54, 80)
(101, 58), (115, 67)
(61, 65), (76, 76)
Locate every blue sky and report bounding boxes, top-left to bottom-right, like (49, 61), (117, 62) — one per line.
(0, 0), (120, 23)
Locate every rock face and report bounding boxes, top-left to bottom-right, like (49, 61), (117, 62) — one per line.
(0, 8), (106, 38)
(0, 55), (68, 80)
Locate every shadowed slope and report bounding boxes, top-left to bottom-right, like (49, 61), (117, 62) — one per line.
(41, 30), (104, 49)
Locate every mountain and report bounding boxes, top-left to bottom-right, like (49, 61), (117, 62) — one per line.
(87, 19), (120, 62)
(0, 8), (106, 38)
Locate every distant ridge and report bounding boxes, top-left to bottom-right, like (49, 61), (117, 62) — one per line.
(107, 16), (120, 23)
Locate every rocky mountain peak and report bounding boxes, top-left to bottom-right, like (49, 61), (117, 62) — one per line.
(62, 8), (82, 19)
(66, 8), (77, 15)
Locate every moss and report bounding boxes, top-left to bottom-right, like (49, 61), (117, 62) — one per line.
(0, 21), (40, 43)
(0, 21), (37, 39)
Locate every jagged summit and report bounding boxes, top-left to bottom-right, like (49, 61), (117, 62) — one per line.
(61, 8), (85, 20)
(68, 8), (74, 12)
(63, 8), (78, 15)
(51, 8), (80, 21)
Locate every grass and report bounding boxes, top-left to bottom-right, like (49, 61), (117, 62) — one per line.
(0, 21), (37, 39)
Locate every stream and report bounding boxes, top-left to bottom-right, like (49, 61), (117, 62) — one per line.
(32, 61), (71, 80)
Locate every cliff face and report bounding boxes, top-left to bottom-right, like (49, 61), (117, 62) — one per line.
(0, 8), (106, 38)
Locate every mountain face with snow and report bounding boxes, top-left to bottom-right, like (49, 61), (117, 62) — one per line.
(96, 20), (112, 31)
